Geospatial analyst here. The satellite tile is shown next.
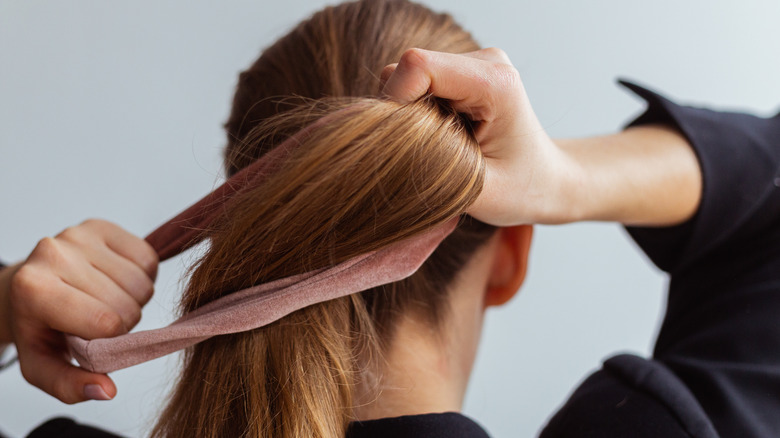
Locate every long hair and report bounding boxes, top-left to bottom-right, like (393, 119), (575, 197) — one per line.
(152, 1), (496, 437)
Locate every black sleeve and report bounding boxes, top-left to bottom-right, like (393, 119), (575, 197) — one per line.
(621, 80), (780, 275)
(27, 418), (124, 438)
(621, 80), (780, 438)
(542, 80), (780, 438)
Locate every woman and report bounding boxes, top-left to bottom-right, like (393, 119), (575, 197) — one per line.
(2, 0), (779, 436)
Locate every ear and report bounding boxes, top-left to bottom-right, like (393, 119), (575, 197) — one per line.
(484, 225), (533, 308)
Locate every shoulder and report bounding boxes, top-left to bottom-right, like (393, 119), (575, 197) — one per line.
(27, 418), (124, 438)
(540, 354), (719, 438)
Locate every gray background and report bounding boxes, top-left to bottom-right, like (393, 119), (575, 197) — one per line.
(1, 0), (779, 436)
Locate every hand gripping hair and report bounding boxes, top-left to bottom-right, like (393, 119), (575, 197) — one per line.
(146, 2), (495, 436)
(67, 98), (481, 374)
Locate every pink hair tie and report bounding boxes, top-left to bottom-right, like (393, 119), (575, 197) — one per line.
(66, 113), (457, 374)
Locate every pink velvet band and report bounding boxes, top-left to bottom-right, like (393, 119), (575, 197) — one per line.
(66, 114), (457, 374)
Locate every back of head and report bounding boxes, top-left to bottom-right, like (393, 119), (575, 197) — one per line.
(152, 2), (496, 437)
(223, 0), (482, 173)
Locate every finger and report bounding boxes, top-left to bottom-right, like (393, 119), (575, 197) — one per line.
(379, 63), (398, 92)
(381, 48), (509, 102)
(16, 332), (116, 403)
(12, 267), (130, 339)
(78, 241), (155, 306)
(61, 260), (143, 331)
(381, 48), (438, 103)
(459, 47), (513, 65)
(81, 220), (159, 281)
(42, 243), (143, 330)
(56, 221), (155, 306)
(23, 236), (143, 332)
(381, 48), (519, 123)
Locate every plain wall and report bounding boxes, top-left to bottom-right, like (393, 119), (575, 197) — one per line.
(1, 0), (779, 436)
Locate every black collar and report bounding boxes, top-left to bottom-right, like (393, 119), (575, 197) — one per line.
(347, 412), (490, 438)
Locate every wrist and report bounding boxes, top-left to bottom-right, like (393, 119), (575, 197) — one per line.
(553, 136), (620, 224)
(0, 262), (21, 345)
(528, 139), (590, 225)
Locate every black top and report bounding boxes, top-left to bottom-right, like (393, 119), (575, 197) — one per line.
(9, 81), (780, 438)
(18, 413), (490, 438)
(540, 81), (780, 438)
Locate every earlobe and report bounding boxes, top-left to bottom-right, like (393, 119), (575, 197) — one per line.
(484, 225), (533, 308)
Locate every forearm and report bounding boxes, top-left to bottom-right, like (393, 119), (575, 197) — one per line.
(552, 124), (702, 226)
(0, 263), (20, 346)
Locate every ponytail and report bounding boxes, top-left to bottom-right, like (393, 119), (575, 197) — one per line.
(152, 1), (496, 436)
(152, 98), (490, 437)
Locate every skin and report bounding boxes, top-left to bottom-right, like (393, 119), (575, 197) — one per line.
(380, 48), (702, 226)
(354, 226), (533, 420)
(0, 220), (158, 403)
(0, 48), (702, 416)
(356, 47), (702, 418)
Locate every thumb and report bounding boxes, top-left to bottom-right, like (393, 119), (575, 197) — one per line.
(378, 63), (398, 94)
(18, 342), (116, 404)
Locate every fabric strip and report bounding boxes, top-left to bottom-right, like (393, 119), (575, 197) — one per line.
(65, 110), (458, 373)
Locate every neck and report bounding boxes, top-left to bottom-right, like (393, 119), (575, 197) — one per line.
(352, 235), (495, 422)
(353, 306), (483, 421)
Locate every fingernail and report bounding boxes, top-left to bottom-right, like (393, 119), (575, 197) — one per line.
(84, 384), (112, 401)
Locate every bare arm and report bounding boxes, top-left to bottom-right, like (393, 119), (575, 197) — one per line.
(554, 124), (702, 226)
(381, 48), (702, 227)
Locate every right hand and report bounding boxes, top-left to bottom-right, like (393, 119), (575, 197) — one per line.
(380, 48), (576, 226)
(0, 219), (158, 403)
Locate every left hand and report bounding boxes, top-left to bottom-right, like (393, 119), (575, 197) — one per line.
(0, 219), (158, 403)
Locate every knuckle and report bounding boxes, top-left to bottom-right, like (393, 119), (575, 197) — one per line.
(144, 244), (160, 267)
(19, 361), (73, 404)
(128, 272), (155, 303)
(32, 237), (61, 262)
(399, 48), (430, 71)
(126, 306), (142, 329)
(471, 65), (517, 123)
(10, 265), (35, 293)
(94, 310), (125, 337)
(484, 47), (511, 64)
(57, 225), (84, 243)
(490, 63), (521, 90)
(138, 282), (155, 305)
(10, 265), (44, 308)
(79, 219), (114, 241)
(139, 245), (160, 279)
(80, 218), (108, 230)
(52, 377), (79, 404)
(472, 70), (494, 91)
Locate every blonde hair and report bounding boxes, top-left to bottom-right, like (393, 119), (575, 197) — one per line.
(152, 1), (496, 437)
